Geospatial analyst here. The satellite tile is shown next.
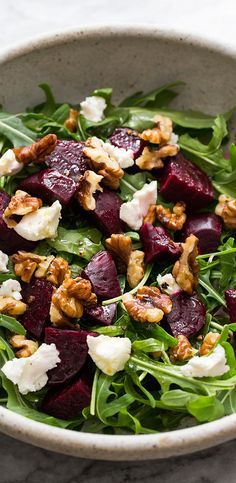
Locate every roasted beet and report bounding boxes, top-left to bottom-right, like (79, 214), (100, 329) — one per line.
(82, 251), (121, 300)
(20, 279), (53, 338)
(0, 189), (37, 255)
(45, 327), (95, 385)
(165, 292), (206, 337)
(181, 213), (222, 254)
(90, 189), (124, 236)
(109, 128), (146, 159)
(225, 289), (236, 322)
(45, 140), (88, 182)
(83, 303), (117, 326)
(20, 168), (79, 206)
(140, 223), (181, 264)
(160, 153), (214, 210)
(41, 374), (91, 420)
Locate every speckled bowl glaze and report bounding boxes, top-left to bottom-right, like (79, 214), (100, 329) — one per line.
(0, 26), (236, 460)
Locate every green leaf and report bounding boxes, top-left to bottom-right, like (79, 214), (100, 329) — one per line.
(47, 226), (103, 261)
(213, 144), (236, 198)
(132, 338), (168, 353)
(36, 83), (56, 116)
(119, 172), (154, 201)
(187, 395), (224, 422)
(0, 113), (36, 147)
(0, 315), (26, 335)
(120, 81), (184, 108)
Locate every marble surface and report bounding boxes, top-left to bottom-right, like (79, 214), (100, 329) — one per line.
(1, 0), (236, 480)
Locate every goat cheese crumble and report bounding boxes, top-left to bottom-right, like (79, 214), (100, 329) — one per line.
(0, 251), (9, 273)
(1, 343), (60, 394)
(87, 334), (132, 376)
(14, 200), (62, 241)
(0, 149), (23, 178)
(80, 96), (107, 122)
(157, 273), (181, 295)
(167, 132), (179, 146)
(0, 279), (22, 300)
(180, 345), (229, 378)
(120, 180), (158, 230)
(102, 141), (134, 169)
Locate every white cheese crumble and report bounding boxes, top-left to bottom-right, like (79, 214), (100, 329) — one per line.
(157, 273), (181, 295)
(0, 279), (22, 300)
(1, 343), (60, 395)
(80, 96), (107, 122)
(0, 149), (23, 178)
(87, 334), (132, 376)
(167, 132), (179, 146)
(102, 141), (134, 169)
(14, 200), (62, 241)
(180, 345), (229, 378)
(120, 180), (158, 230)
(0, 250), (9, 273)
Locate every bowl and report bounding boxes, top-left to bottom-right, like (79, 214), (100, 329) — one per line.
(0, 25), (236, 460)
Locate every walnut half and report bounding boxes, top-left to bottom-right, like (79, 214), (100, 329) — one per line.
(9, 334), (38, 358)
(199, 332), (220, 356)
(3, 190), (42, 228)
(127, 250), (145, 289)
(0, 296), (26, 316)
(123, 286), (172, 323)
(169, 335), (195, 362)
(172, 234), (199, 295)
(77, 170), (103, 211)
(155, 202), (186, 231)
(215, 194), (236, 229)
(139, 115), (173, 145)
(13, 134), (57, 165)
(12, 251), (69, 285)
(105, 234), (132, 272)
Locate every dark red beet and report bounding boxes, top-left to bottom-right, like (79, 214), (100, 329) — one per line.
(160, 153), (214, 210)
(83, 303), (117, 326)
(90, 189), (124, 236)
(0, 189), (37, 255)
(20, 169), (79, 206)
(45, 140), (88, 182)
(41, 374), (91, 420)
(140, 223), (181, 264)
(181, 213), (222, 254)
(165, 292), (206, 337)
(109, 128), (146, 159)
(82, 251), (121, 300)
(20, 279), (53, 338)
(225, 289), (236, 322)
(44, 327), (95, 385)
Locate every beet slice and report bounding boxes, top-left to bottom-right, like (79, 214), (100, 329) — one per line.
(82, 251), (121, 300)
(44, 327), (95, 385)
(181, 213), (222, 254)
(45, 140), (88, 182)
(165, 292), (206, 337)
(160, 153), (214, 210)
(109, 128), (146, 159)
(20, 168), (79, 206)
(0, 189), (37, 255)
(20, 279), (53, 338)
(140, 223), (181, 264)
(83, 303), (117, 326)
(225, 289), (236, 322)
(90, 189), (124, 236)
(41, 373), (91, 420)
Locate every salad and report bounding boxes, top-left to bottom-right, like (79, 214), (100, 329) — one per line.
(0, 82), (235, 434)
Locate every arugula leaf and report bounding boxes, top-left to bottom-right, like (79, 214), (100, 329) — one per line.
(0, 315), (26, 335)
(119, 172), (154, 201)
(120, 81), (184, 108)
(0, 113), (36, 147)
(213, 144), (236, 197)
(132, 338), (168, 353)
(47, 226), (103, 261)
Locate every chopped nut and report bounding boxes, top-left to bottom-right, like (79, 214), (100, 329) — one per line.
(155, 202), (186, 231)
(64, 276), (96, 302)
(77, 170), (103, 210)
(143, 204), (157, 224)
(13, 134), (57, 165)
(12, 251), (69, 285)
(64, 108), (79, 132)
(12, 251), (42, 283)
(215, 194), (236, 229)
(0, 296), (26, 316)
(3, 190), (42, 228)
(139, 115), (173, 145)
(170, 335), (195, 362)
(83, 136), (124, 189)
(123, 286), (172, 323)
(199, 332), (220, 356)
(172, 235), (199, 295)
(9, 334), (38, 358)
(50, 300), (76, 329)
(52, 285), (84, 319)
(127, 250), (145, 288)
(136, 147), (164, 170)
(105, 234), (132, 272)
(35, 255), (55, 279)
(45, 257), (70, 286)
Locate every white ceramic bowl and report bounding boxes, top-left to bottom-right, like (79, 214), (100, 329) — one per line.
(0, 26), (236, 460)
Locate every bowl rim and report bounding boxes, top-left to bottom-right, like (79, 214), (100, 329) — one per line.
(0, 24), (236, 459)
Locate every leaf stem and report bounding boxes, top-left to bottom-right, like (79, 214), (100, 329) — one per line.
(197, 248), (236, 260)
(198, 277), (226, 307)
(102, 264), (153, 306)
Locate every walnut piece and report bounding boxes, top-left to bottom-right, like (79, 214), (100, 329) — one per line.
(127, 250), (145, 288)
(199, 332), (220, 356)
(12, 251), (69, 285)
(3, 190), (42, 228)
(215, 195), (236, 229)
(139, 115), (173, 145)
(13, 134), (57, 165)
(123, 286), (172, 323)
(136, 147), (164, 170)
(105, 234), (133, 272)
(9, 334), (38, 358)
(12, 251), (44, 283)
(83, 136), (124, 189)
(143, 204), (157, 224)
(77, 170), (103, 210)
(49, 300), (76, 329)
(45, 257), (70, 286)
(169, 335), (195, 362)
(155, 202), (186, 231)
(0, 296), (26, 316)
(64, 108), (79, 132)
(172, 235), (199, 295)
